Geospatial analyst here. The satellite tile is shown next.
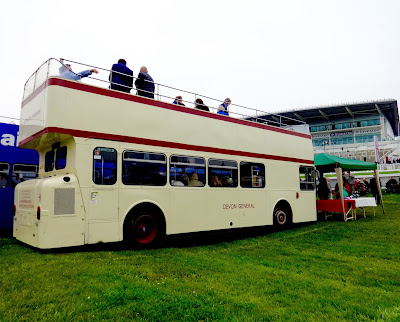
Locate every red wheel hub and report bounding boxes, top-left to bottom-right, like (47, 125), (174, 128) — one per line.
(133, 215), (158, 244)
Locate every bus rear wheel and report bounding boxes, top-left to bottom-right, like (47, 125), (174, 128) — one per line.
(124, 209), (164, 248)
(133, 214), (158, 244)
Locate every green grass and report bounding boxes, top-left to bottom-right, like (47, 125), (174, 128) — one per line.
(1, 195), (400, 321)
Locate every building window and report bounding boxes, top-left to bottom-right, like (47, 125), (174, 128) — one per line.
(122, 151), (167, 186)
(208, 159), (238, 187)
(240, 162), (265, 188)
(93, 147), (117, 185)
(356, 134), (380, 143)
(299, 166), (315, 191)
(11, 164), (38, 188)
(170, 155), (205, 187)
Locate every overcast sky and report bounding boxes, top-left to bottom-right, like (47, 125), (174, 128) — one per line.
(1, 0), (399, 124)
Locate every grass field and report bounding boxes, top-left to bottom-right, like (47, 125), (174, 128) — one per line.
(1, 194), (400, 321)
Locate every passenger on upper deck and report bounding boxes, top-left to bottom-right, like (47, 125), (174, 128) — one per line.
(217, 98), (231, 116)
(194, 98), (209, 112)
(173, 96), (185, 106)
(59, 64), (98, 81)
(135, 66), (155, 99)
(109, 59), (133, 93)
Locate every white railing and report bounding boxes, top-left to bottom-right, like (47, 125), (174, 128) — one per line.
(22, 58), (307, 132)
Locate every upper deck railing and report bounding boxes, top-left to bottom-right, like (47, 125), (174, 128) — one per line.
(23, 58), (309, 134)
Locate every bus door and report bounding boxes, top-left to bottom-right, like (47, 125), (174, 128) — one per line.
(88, 147), (119, 243)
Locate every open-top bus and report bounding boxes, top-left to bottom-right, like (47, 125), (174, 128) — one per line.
(13, 58), (316, 249)
(0, 122), (38, 231)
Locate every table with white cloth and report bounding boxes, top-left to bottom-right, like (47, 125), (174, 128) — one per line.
(350, 197), (377, 218)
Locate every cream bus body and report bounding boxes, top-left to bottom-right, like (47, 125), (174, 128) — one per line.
(14, 75), (316, 249)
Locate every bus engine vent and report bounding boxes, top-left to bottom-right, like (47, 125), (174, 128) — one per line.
(54, 188), (75, 215)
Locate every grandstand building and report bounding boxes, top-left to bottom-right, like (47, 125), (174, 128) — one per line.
(258, 99), (400, 164)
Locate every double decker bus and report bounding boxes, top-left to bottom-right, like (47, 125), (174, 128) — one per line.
(13, 58), (316, 249)
(0, 122), (38, 231)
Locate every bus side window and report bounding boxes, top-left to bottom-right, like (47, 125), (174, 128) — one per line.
(0, 162), (10, 188)
(45, 150), (54, 172)
(55, 146), (67, 170)
(11, 164), (38, 188)
(170, 155), (206, 187)
(208, 159), (238, 187)
(240, 162), (265, 188)
(299, 166), (315, 191)
(122, 151), (167, 186)
(93, 147), (117, 185)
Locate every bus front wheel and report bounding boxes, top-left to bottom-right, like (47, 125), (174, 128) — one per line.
(273, 206), (291, 230)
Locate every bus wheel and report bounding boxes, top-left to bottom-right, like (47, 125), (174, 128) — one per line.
(273, 207), (290, 229)
(132, 214), (158, 245)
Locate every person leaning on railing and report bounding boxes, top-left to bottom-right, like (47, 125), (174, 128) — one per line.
(194, 98), (209, 112)
(109, 59), (133, 93)
(217, 98), (231, 116)
(135, 66), (155, 99)
(59, 63), (98, 81)
(173, 96), (185, 106)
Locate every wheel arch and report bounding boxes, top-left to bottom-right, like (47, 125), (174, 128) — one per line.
(272, 199), (293, 226)
(122, 201), (166, 241)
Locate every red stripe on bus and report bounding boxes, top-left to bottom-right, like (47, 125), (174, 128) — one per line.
(21, 78), (312, 139)
(19, 127), (314, 165)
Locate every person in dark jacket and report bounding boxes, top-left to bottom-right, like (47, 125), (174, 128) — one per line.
(194, 98), (209, 112)
(109, 59), (133, 93)
(370, 175), (381, 204)
(135, 66), (155, 99)
(317, 176), (329, 200)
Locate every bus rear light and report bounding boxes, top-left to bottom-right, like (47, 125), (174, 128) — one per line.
(13, 205), (16, 216)
(296, 192), (299, 199)
(37, 206), (41, 220)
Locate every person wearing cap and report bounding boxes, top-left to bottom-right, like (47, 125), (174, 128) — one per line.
(173, 96), (185, 106)
(59, 63), (98, 81)
(109, 59), (133, 93)
(217, 98), (231, 116)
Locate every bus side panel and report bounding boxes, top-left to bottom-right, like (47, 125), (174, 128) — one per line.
(161, 188), (207, 234)
(206, 187), (240, 230)
(237, 189), (268, 227)
(292, 191), (317, 223)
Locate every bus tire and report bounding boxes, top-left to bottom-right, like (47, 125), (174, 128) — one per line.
(273, 204), (292, 230)
(124, 206), (164, 248)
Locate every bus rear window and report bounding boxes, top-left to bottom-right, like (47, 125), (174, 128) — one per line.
(12, 164), (38, 188)
(0, 162), (10, 188)
(299, 166), (315, 190)
(45, 150), (54, 172)
(240, 162), (265, 188)
(170, 155), (205, 187)
(55, 146), (67, 170)
(208, 159), (238, 187)
(93, 148), (117, 185)
(122, 151), (167, 186)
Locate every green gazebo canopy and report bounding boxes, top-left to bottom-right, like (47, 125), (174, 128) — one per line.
(314, 153), (377, 173)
